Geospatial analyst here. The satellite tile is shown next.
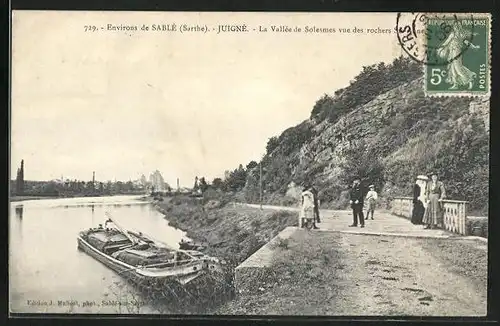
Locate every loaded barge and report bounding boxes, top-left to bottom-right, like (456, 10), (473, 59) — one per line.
(77, 214), (225, 290)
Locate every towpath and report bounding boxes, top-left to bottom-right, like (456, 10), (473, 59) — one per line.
(236, 202), (487, 241)
(227, 203), (487, 316)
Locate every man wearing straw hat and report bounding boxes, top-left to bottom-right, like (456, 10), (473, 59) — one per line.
(365, 184), (378, 220)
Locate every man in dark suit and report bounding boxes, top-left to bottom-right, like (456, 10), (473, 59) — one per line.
(349, 178), (365, 228)
(311, 186), (321, 223)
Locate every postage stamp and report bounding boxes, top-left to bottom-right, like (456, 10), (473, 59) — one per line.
(396, 13), (491, 97)
(425, 14), (491, 96)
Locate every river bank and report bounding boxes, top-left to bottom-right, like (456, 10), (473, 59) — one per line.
(151, 196), (299, 313)
(154, 196), (298, 268)
(151, 197), (487, 315)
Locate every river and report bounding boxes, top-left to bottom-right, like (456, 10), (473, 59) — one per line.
(9, 195), (189, 314)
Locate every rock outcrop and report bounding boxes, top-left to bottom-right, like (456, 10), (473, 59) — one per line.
(252, 76), (489, 212)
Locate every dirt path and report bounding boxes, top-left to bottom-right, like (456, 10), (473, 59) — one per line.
(219, 231), (487, 316)
(325, 233), (487, 316)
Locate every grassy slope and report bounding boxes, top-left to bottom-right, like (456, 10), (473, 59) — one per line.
(217, 231), (344, 315)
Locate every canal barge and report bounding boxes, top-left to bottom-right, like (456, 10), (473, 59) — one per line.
(77, 215), (225, 289)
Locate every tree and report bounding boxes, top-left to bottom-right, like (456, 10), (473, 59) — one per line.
(193, 176), (200, 191)
(199, 177), (208, 193)
(140, 174), (148, 187)
(266, 137), (280, 155)
(115, 181), (124, 193)
(212, 178), (224, 189)
(225, 165), (248, 192)
(311, 94), (334, 118)
(246, 161), (258, 170)
(15, 160), (25, 195)
(125, 181), (134, 192)
(338, 139), (385, 191)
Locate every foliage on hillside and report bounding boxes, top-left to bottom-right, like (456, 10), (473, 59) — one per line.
(203, 56), (488, 214)
(310, 57), (422, 123)
(378, 95), (487, 212)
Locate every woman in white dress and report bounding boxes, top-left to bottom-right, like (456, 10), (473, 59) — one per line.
(300, 185), (318, 229)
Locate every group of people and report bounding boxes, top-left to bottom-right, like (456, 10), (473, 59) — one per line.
(299, 185), (321, 229)
(299, 178), (380, 229)
(299, 172), (446, 230)
(411, 173), (447, 229)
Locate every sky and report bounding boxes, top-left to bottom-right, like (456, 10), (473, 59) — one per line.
(11, 11), (405, 186)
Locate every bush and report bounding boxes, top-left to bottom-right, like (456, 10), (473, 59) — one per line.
(466, 217), (488, 238)
(250, 218), (262, 228)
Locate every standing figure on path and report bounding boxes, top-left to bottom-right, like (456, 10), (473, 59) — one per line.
(348, 178), (365, 228)
(364, 185), (378, 220)
(411, 175), (428, 225)
(311, 185), (321, 223)
(423, 172), (446, 229)
(300, 185), (318, 229)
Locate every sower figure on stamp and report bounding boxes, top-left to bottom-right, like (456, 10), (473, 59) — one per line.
(436, 19), (481, 90)
(311, 185), (321, 224)
(364, 184), (378, 220)
(349, 178), (365, 228)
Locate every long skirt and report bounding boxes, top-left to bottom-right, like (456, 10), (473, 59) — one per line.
(411, 200), (425, 225)
(299, 207), (314, 228)
(303, 208), (314, 220)
(423, 193), (443, 226)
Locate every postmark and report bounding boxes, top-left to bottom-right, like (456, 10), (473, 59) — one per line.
(396, 13), (491, 97)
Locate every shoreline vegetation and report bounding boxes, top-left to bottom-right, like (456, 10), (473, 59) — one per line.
(152, 194), (298, 313)
(154, 195), (298, 268)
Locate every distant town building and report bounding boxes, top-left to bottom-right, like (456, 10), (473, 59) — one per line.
(140, 174), (148, 187)
(149, 170), (169, 192)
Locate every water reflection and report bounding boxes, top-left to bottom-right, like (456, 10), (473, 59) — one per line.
(15, 206), (24, 219)
(13, 205), (24, 241)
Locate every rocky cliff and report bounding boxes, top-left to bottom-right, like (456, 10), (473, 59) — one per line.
(238, 58), (489, 214)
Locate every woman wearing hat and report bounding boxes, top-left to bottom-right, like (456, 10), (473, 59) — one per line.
(423, 172), (446, 229)
(300, 184), (319, 229)
(411, 175), (428, 225)
(365, 185), (378, 220)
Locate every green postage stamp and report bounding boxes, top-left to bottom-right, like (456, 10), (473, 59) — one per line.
(424, 14), (491, 96)
(396, 13), (491, 97)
